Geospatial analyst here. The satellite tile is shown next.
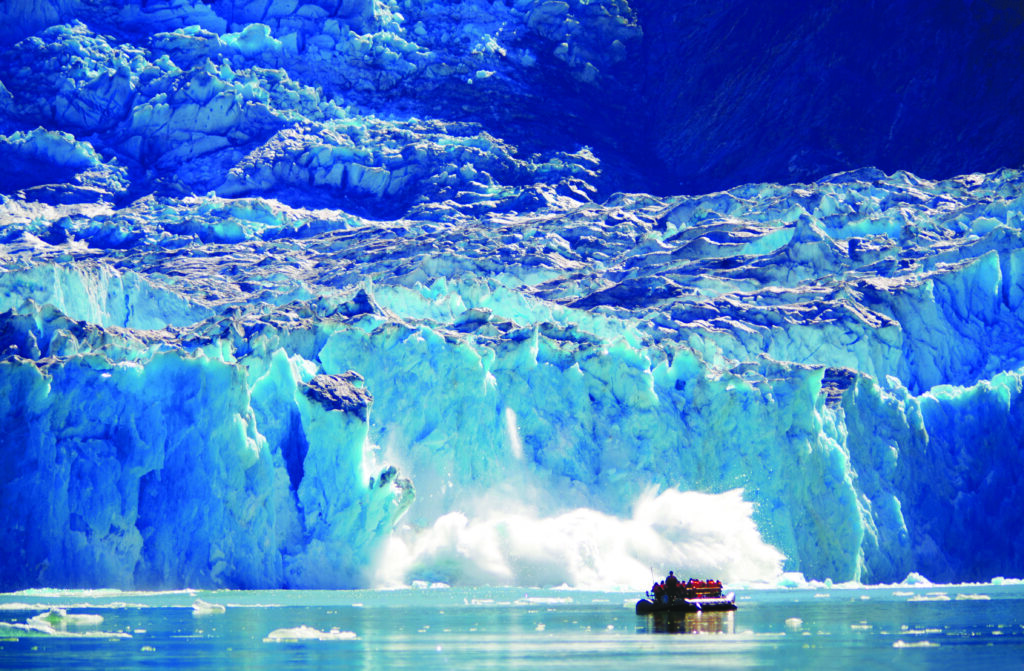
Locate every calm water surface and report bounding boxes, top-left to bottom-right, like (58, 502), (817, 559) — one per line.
(1, 584), (1022, 669)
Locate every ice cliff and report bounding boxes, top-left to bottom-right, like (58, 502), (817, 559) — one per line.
(1, 0), (1022, 590)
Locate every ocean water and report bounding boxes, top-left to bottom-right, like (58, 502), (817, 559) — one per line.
(1, 583), (1022, 669)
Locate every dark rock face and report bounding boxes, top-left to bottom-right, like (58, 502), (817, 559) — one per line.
(303, 372), (372, 420)
(631, 0), (1024, 192)
(2, 1), (1019, 204)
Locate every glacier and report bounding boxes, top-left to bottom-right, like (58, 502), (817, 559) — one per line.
(1, 0), (1023, 590)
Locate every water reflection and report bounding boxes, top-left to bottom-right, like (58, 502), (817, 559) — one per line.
(638, 610), (735, 635)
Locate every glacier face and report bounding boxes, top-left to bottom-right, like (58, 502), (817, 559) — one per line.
(1, 0), (1023, 590)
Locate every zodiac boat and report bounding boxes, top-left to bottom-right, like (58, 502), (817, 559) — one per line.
(635, 581), (737, 615)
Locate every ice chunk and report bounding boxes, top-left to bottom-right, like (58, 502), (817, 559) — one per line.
(28, 609), (104, 629)
(191, 599), (227, 615)
(264, 626), (357, 641)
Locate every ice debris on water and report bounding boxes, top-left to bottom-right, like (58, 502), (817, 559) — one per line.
(0, 609), (127, 640)
(264, 625), (358, 642)
(27, 608), (104, 629)
(192, 599), (227, 615)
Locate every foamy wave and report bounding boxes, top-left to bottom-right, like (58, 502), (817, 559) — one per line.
(0, 601), (146, 610)
(6, 588), (196, 598)
(375, 487), (784, 589)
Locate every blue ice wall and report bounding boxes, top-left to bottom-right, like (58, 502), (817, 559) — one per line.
(0, 310), (411, 589)
(1, 0), (1022, 589)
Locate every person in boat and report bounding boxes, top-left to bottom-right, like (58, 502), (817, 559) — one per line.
(665, 571), (680, 595)
(652, 581), (666, 603)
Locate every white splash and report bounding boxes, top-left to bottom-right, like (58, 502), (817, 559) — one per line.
(374, 487), (784, 589)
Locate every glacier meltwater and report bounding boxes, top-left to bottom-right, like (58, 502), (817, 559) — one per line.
(1, 0), (1023, 591)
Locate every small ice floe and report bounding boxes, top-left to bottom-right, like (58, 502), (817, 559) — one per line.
(263, 625), (358, 642)
(0, 621), (53, 637)
(28, 608), (104, 629)
(1, 610), (129, 640)
(892, 640), (939, 648)
(955, 593), (990, 600)
(784, 617), (803, 630)
(192, 599), (227, 615)
(908, 593), (950, 602)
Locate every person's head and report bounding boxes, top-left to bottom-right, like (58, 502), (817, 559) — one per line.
(669, 571), (674, 576)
